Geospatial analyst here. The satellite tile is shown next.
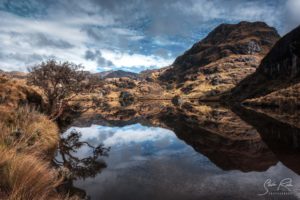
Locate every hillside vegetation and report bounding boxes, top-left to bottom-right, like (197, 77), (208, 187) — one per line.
(0, 71), (85, 199)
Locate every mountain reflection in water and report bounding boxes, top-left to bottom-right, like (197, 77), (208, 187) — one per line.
(56, 101), (300, 200)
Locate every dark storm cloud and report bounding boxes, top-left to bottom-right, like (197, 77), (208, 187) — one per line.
(85, 28), (103, 41)
(85, 50), (100, 60)
(84, 50), (114, 67)
(84, 0), (288, 35)
(34, 33), (74, 49)
(97, 56), (114, 67)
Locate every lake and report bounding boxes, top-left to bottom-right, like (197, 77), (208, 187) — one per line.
(55, 101), (300, 200)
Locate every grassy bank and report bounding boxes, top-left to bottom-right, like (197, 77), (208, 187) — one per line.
(0, 75), (74, 199)
(0, 107), (64, 200)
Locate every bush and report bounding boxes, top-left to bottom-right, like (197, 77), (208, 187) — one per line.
(27, 60), (98, 120)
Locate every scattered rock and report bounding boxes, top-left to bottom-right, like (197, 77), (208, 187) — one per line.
(172, 95), (183, 106)
(181, 84), (194, 94)
(234, 56), (256, 63)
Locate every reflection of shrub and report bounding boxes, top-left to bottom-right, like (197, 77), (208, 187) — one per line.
(55, 130), (109, 180)
(54, 129), (109, 199)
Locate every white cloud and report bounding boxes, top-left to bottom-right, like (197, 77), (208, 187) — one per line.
(65, 124), (177, 147)
(0, 0), (297, 72)
(0, 9), (170, 72)
(286, 0), (300, 20)
(100, 50), (173, 71)
(0, 10), (93, 71)
(285, 0), (300, 31)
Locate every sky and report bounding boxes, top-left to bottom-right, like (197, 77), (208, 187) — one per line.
(0, 0), (300, 73)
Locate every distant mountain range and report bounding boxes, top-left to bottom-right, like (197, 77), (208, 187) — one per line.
(95, 70), (138, 79)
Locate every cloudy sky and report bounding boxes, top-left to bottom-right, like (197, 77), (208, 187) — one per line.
(0, 0), (300, 72)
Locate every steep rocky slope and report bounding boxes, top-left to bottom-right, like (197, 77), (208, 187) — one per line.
(228, 25), (300, 102)
(159, 21), (280, 98)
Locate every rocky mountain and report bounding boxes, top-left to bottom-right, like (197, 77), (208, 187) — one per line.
(228, 25), (300, 104)
(158, 21), (280, 98)
(96, 70), (138, 79)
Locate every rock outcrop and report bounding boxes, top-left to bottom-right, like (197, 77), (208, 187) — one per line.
(228, 25), (300, 102)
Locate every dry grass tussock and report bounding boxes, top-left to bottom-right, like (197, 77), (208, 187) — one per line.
(0, 106), (76, 199)
(0, 149), (62, 200)
(0, 106), (59, 155)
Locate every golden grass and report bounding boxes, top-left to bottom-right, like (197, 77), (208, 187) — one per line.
(0, 75), (86, 199)
(0, 106), (59, 155)
(0, 76), (26, 106)
(0, 106), (71, 199)
(0, 149), (61, 200)
(244, 82), (300, 109)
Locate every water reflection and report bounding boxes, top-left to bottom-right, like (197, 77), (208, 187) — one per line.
(158, 111), (278, 172)
(56, 101), (300, 200)
(233, 106), (300, 175)
(54, 129), (110, 198)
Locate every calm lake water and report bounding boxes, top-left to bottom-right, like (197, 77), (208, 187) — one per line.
(55, 102), (300, 200)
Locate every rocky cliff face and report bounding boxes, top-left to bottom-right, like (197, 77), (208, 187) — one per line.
(258, 26), (300, 78)
(228, 25), (300, 102)
(158, 21), (280, 98)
